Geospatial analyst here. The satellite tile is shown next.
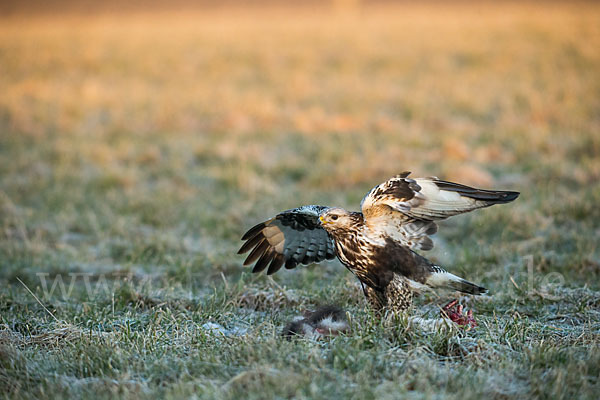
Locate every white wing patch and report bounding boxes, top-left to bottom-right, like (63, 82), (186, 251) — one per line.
(405, 179), (488, 219)
(360, 172), (518, 251)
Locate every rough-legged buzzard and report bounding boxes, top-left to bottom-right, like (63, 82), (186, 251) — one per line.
(239, 172), (519, 313)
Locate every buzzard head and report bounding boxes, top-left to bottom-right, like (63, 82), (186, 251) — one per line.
(319, 207), (362, 234)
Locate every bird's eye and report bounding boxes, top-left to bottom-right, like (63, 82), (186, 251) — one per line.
(331, 215), (338, 221)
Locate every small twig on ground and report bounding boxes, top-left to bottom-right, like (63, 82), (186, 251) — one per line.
(16, 277), (60, 323)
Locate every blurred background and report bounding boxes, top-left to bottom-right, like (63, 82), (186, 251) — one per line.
(1, 2), (600, 398)
(1, 0), (599, 286)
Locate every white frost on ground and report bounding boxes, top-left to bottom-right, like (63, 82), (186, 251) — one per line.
(408, 316), (454, 331)
(201, 322), (248, 337)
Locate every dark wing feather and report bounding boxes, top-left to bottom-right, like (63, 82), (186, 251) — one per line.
(360, 172), (519, 250)
(429, 179), (519, 203)
(238, 205), (337, 275)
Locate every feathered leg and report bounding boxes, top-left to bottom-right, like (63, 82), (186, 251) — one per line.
(361, 283), (387, 312)
(383, 275), (413, 313)
(361, 276), (413, 314)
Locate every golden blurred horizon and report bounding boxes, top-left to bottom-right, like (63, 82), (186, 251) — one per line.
(1, 0), (598, 190)
(1, 0), (596, 17)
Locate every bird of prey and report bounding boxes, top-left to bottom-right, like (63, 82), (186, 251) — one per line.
(239, 172), (519, 314)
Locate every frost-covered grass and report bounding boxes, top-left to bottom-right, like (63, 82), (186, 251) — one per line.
(1, 2), (599, 399)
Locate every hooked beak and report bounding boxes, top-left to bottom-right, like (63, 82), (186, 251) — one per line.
(319, 215), (327, 224)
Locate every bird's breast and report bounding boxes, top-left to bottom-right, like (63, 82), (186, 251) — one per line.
(333, 232), (385, 273)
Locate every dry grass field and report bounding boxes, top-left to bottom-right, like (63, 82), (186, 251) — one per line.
(1, 2), (599, 399)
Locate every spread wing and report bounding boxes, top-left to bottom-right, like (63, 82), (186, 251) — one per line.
(361, 171), (519, 250)
(238, 205), (337, 275)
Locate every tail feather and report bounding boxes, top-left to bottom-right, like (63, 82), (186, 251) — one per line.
(425, 270), (487, 295)
(446, 277), (487, 295)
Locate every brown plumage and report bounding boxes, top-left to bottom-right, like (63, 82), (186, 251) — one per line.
(239, 172), (519, 313)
